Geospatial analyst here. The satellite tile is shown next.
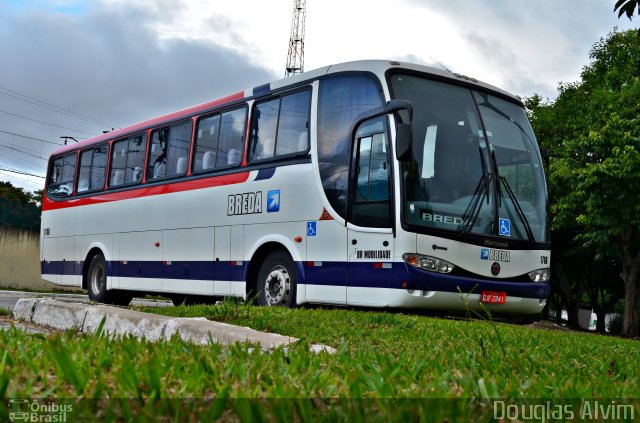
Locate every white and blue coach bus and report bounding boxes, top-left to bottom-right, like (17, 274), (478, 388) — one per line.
(41, 60), (550, 313)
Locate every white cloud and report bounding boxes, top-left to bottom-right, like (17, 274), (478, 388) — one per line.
(0, 0), (637, 190)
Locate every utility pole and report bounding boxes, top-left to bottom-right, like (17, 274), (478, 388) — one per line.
(285, 0), (306, 77)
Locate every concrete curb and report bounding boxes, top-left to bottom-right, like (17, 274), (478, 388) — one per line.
(3, 290), (173, 307)
(13, 298), (336, 354)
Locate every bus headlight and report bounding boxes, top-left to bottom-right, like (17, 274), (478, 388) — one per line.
(528, 268), (550, 282)
(403, 253), (455, 274)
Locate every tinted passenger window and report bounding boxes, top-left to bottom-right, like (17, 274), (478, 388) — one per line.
(77, 145), (107, 193)
(317, 76), (383, 218)
(47, 153), (77, 198)
(193, 114), (221, 172)
(251, 98), (279, 160)
(249, 90), (310, 162)
(148, 121), (192, 180)
(193, 107), (246, 172)
(110, 134), (145, 187)
(276, 92), (310, 155)
(352, 117), (390, 227)
(218, 108), (246, 167)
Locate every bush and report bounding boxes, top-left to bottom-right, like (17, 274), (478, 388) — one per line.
(607, 313), (624, 335)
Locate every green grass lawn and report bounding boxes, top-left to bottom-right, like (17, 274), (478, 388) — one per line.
(1, 301), (638, 422)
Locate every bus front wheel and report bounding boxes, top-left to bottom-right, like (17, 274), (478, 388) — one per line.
(256, 250), (297, 307)
(87, 254), (131, 306)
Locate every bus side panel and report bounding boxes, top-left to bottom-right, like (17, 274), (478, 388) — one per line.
(41, 236), (58, 285)
(230, 225), (244, 297)
(58, 236), (81, 287)
(117, 231), (162, 292)
(214, 226), (231, 296)
(305, 219), (348, 305)
(162, 227), (214, 295)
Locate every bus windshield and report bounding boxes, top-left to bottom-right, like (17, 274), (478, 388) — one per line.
(390, 74), (549, 244)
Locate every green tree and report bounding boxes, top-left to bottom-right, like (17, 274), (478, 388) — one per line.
(527, 29), (640, 336)
(615, 0), (639, 20)
(0, 181), (41, 230)
(31, 189), (43, 207)
(0, 181), (33, 205)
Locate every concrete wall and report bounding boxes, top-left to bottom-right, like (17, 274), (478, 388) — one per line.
(0, 226), (81, 292)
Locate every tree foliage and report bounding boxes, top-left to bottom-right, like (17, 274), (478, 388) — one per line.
(615, 0), (639, 20)
(0, 181), (41, 231)
(526, 29), (640, 336)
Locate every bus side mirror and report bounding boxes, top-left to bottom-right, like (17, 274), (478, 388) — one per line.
(395, 123), (412, 162)
(384, 100), (413, 163)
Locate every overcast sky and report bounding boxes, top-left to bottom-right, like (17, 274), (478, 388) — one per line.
(0, 0), (635, 191)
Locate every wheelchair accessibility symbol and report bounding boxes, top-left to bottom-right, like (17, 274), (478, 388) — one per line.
(307, 221), (317, 237)
(499, 218), (511, 237)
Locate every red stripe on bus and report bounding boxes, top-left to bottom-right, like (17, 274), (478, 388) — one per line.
(42, 171), (250, 211)
(51, 91), (246, 156)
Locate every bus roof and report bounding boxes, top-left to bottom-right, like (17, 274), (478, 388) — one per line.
(51, 59), (520, 157)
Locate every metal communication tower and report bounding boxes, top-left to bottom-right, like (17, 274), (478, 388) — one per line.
(285, 0), (306, 77)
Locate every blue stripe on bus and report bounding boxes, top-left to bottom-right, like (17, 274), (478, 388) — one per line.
(41, 260), (549, 299)
(303, 262), (549, 299)
(252, 83), (271, 97)
(41, 260), (247, 281)
(254, 167), (276, 181)
(41, 261), (83, 276)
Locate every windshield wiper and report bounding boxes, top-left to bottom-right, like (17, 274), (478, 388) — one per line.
(491, 144), (535, 244)
(476, 94), (536, 146)
(459, 174), (491, 235)
(499, 176), (535, 245)
(459, 142), (492, 235)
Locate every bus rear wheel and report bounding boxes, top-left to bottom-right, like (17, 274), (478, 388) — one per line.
(256, 250), (297, 307)
(87, 254), (131, 306)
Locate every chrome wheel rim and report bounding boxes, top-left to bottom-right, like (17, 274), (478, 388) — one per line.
(264, 265), (290, 306)
(90, 261), (105, 296)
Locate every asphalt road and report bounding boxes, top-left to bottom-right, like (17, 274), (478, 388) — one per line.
(0, 318), (52, 334)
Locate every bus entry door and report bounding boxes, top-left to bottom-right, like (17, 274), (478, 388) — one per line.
(347, 117), (394, 306)
(347, 225), (394, 306)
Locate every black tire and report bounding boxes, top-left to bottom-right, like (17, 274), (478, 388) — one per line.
(256, 250), (297, 307)
(86, 254), (131, 306)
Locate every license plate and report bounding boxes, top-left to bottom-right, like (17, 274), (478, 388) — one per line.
(481, 291), (507, 304)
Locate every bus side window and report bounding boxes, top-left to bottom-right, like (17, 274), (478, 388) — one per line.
(250, 98), (279, 161)
(217, 108), (246, 167)
(89, 145), (107, 191)
(317, 75), (384, 219)
(166, 121), (192, 176)
(47, 153), (77, 198)
(109, 139), (128, 187)
(110, 135), (145, 187)
(77, 149), (92, 193)
(351, 117), (391, 228)
(76, 145), (107, 193)
(148, 121), (193, 180)
(193, 114), (220, 172)
(126, 135), (145, 183)
(275, 90), (310, 156)
(249, 89), (310, 163)
(148, 128), (169, 179)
